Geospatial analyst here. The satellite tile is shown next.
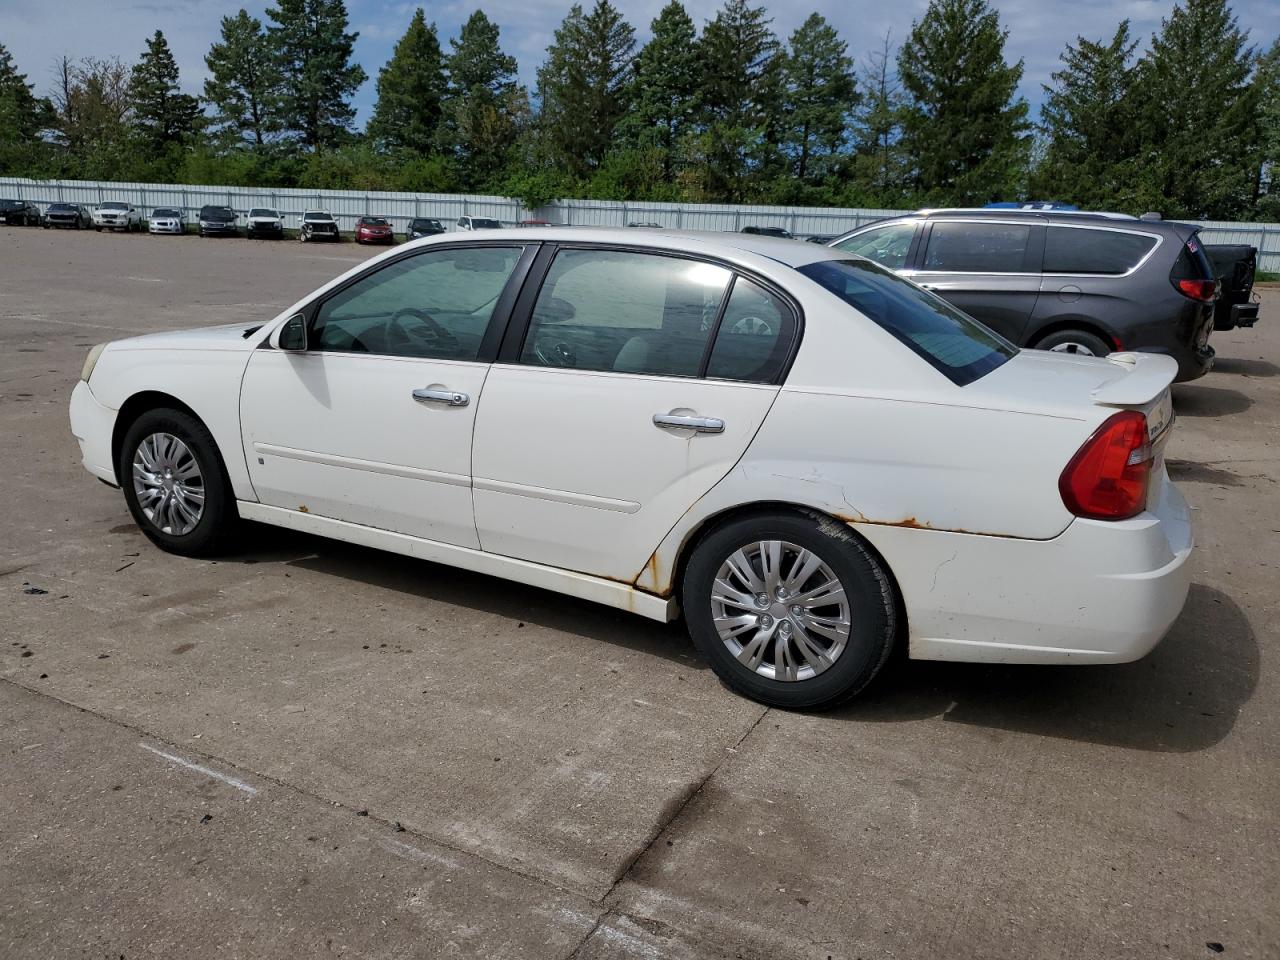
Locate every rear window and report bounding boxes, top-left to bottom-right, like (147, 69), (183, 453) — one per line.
(1171, 234), (1215, 281)
(923, 222), (1034, 273)
(799, 259), (1016, 386)
(1044, 227), (1157, 275)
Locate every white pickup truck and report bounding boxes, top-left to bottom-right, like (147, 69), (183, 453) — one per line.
(93, 202), (143, 232)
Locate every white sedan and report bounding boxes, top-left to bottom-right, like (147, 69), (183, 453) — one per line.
(147, 208), (186, 235)
(68, 228), (1192, 708)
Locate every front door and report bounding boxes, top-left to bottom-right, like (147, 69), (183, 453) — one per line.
(471, 246), (799, 581)
(240, 244), (529, 547)
(906, 220), (1044, 343)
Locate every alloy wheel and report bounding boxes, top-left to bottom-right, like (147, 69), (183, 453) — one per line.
(132, 432), (205, 535)
(1048, 341), (1096, 356)
(710, 540), (852, 682)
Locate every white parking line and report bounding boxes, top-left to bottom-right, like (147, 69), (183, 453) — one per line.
(139, 743), (259, 795)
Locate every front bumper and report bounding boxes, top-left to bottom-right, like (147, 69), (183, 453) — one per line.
(857, 467), (1193, 664)
(69, 380), (119, 486)
(149, 222), (183, 234)
(200, 222), (237, 235)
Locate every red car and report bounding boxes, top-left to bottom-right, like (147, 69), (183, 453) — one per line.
(355, 216), (396, 245)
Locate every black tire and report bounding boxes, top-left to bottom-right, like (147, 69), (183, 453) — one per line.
(118, 407), (239, 557)
(682, 511), (897, 710)
(1032, 328), (1112, 358)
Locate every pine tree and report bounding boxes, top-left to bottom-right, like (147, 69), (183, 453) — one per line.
(203, 9), (282, 147)
(537, 0), (635, 178)
(1033, 23), (1141, 208)
(897, 0), (1029, 203)
(617, 1), (700, 178)
(0, 43), (52, 173)
(367, 8), (446, 154)
(1255, 39), (1280, 219)
(266, 0), (367, 150)
(850, 33), (910, 206)
(130, 30), (200, 152)
(695, 0), (783, 200)
(441, 10), (522, 187)
(1132, 0), (1258, 219)
(780, 13), (856, 183)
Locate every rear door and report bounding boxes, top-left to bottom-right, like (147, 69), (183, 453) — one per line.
(471, 245), (799, 581)
(907, 219), (1044, 343)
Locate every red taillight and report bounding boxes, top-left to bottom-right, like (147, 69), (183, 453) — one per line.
(1175, 278), (1216, 302)
(1059, 410), (1152, 520)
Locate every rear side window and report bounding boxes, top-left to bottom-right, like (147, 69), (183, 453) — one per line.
(706, 278), (796, 383)
(832, 222), (917, 269)
(1044, 227), (1156, 275)
(923, 222), (1034, 273)
(799, 259), (1016, 385)
(1171, 234), (1215, 282)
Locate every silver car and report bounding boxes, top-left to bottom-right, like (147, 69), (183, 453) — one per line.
(148, 208), (185, 235)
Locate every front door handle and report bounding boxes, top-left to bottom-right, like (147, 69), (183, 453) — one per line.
(412, 387), (469, 407)
(653, 413), (725, 434)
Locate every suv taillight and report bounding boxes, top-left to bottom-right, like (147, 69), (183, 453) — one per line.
(1175, 278), (1216, 302)
(1059, 411), (1152, 520)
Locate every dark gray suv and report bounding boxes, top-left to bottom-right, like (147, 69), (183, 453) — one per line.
(829, 210), (1217, 381)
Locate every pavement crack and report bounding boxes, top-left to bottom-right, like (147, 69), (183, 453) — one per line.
(0, 675), (590, 905)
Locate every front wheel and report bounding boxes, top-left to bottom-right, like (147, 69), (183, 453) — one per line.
(118, 408), (239, 557)
(682, 512), (897, 710)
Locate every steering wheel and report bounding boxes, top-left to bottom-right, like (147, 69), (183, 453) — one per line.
(533, 335), (578, 368)
(385, 307), (459, 356)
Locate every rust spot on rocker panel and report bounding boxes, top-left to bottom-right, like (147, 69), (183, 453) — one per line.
(298, 505), (310, 514)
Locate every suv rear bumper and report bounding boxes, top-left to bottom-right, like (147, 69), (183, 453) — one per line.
(856, 468), (1193, 664)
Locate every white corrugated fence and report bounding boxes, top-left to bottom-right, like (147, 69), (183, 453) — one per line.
(2, 176), (1276, 271)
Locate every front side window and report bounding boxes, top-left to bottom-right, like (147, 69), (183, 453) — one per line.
(311, 246), (523, 360)
(832, 222), (917, 270)
(922, 222), (1033, 273)
(520, 249), (731, 377)
(1043, 227), (1157, 275)
(800, 258), (1015, 386)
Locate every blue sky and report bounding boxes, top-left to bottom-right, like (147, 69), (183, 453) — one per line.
(3, 0), (1276, 125)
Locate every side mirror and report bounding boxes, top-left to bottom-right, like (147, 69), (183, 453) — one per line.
(276, 314), (307, 352)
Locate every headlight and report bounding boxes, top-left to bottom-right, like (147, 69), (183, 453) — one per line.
(81, 343), (107, 383)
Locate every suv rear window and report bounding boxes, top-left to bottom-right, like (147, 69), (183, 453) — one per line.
(923, 222), (1034, 273)
(1044, 227), (1156, 275)
(799, 259), (1015, 385)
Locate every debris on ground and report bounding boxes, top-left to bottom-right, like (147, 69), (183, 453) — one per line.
(21, 582), (48, 595)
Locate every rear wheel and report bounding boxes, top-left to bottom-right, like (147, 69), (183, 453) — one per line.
(1033, 329), (1112, 357)
(118, 408), (239, 557)
(682, 512), (897, 709)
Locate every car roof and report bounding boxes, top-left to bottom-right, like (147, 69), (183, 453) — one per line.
(412, 226), (844, 268)
(905, 208), (1181, 231)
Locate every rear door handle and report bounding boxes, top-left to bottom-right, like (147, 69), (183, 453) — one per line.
(412, 387), (469, 407)
(653, 414), (724, 434)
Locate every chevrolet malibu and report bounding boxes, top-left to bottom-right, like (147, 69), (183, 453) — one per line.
(68, 229), (1192, 709)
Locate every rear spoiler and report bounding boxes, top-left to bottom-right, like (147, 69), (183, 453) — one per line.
(1091, 352), (1178, 406)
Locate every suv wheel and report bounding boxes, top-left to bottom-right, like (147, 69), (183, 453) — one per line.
(682, 512), (897, 710)
(1033, 329), (1112, 357)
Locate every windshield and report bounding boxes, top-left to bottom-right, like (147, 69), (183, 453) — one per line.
(362, 218), (390, 226)
(411, 219), (440, 228)
(100, 202), (128, 210)
(249, 208), (277, 217)
(798, 258), (1016, 386)
(152, 209), (179, 217)
(305, 212), (333, 221)
(471, 218), (501, 229)
(0, 200), (21, 210)
(200, 206), (233, 219)
(50, 204), (76, 212)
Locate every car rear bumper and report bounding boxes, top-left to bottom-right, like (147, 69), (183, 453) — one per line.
(856, 468), (1193, 664)
(69, 380), (119, 486)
